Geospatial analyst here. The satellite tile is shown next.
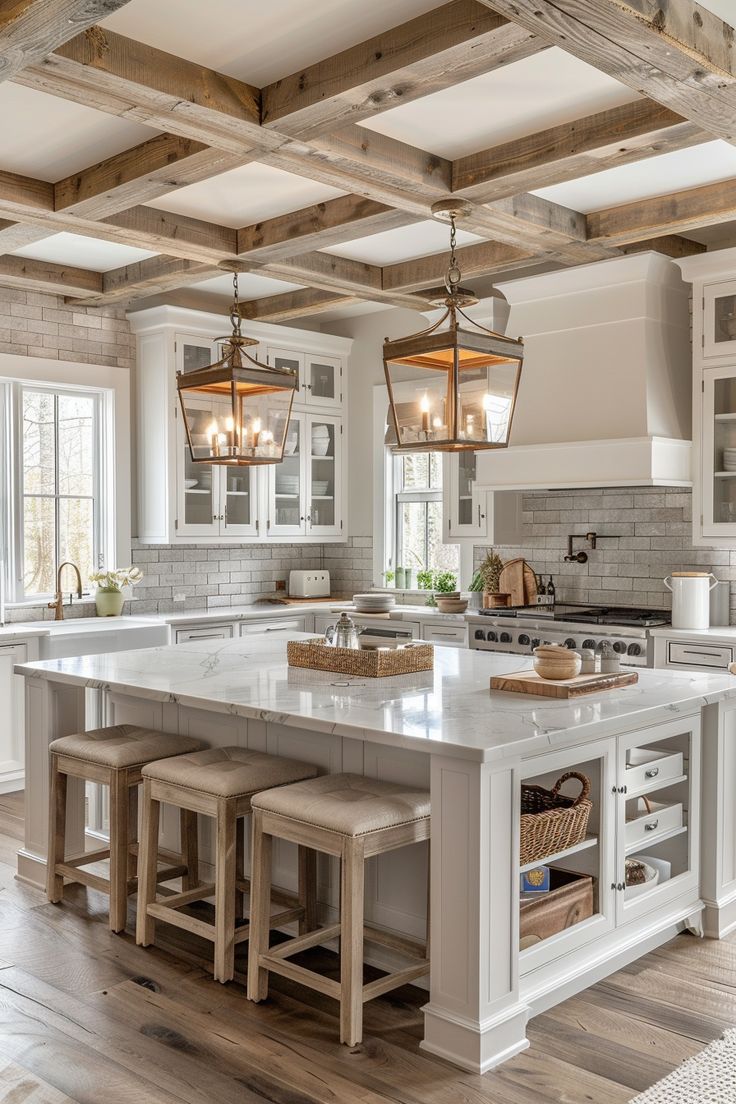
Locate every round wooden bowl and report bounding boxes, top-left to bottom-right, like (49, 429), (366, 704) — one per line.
(436, 597), (468, 613)
(532, 644), (582, 680)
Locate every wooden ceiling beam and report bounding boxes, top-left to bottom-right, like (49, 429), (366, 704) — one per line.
(453, 100), (707, 203)
(237, 196), (420, 263)
(382, 238), (539, 292)
(258, 252), (432, 311)
(587, 177), (736, 247)
(262, 0), (545, 139)
(76, 255), (220, 306)
(15, 26), (273, 154)
(478, 0), (736, 144)
(240, 288), (357, 323)
(0, 0), (132, 85)
(0, 254), (102, 296)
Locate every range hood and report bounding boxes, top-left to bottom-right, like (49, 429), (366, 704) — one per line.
(473, 252), (692, 490)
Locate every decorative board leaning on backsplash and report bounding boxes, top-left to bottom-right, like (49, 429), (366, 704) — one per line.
(474, 486), (736, 621)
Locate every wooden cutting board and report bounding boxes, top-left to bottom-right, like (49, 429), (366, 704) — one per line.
(262, 594), (349, 604)
(491, 669), (639, 698)
(498, 558), (538, 606)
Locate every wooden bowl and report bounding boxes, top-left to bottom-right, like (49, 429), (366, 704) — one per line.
(532, 644), (581, 680)
(436, 597), (468, 613)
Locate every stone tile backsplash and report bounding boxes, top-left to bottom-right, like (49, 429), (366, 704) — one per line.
(474, 486), (735, 619)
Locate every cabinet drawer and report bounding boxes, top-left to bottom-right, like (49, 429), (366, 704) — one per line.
(626, 798), (682, 849)
(176, 623), (234, 642)
(239, 618), (307, 635)
(625, 745), (684, 796)
(421, 624), (467, 646)
(667, 641), (733, 668)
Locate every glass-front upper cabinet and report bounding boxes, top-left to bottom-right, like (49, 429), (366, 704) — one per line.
(443, 451), (488, 539)
(176, 396), (219, 538)
(178, 334), (214, 374)
(222, 463), (258, 537)
(268, 412), (305, 537)
(265, 346), (304, 397)
(306, 355), (342, 410)
(704, 280), (736, 358)
(307, 414), (342, 536)
(702, 365), (736, 538)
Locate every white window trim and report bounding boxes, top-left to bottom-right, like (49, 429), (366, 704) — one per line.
(0, 354), (130, 608)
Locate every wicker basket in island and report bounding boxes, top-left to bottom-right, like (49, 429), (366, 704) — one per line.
(520, 771), (593, 866)
(287, 638), (434, 678)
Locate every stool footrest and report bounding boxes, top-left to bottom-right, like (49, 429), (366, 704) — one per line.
(153, 883), (216, 910)
(63, 848), (110, 869)
(269, 924), (342, 960)
(56, 862), (109, 894)
(362, 962), (429, 1002)
(259, 953), (342, 1000)
(146, 902), (216, 943)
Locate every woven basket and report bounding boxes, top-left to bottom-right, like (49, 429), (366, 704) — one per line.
(287, 638), (434, 678)
(520, 771), (593, 866)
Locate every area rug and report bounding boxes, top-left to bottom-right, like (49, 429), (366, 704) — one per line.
(630, 1028), (736, 1102)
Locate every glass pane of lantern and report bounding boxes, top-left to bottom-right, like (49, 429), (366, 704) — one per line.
(386, 358), (452, 449)
(237, 387), (294, 461)
(457, 358), (520, 446)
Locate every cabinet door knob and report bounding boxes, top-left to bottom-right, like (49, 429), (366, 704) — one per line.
(644, 819), (659, 832)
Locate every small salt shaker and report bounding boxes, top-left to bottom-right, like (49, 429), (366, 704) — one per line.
(599, 641), (620, 674)
(579, 648), (597, 674)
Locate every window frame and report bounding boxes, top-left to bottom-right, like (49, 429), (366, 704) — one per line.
(393, 452), (444, 573)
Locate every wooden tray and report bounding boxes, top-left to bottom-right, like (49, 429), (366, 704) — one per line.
(491, 669), (638, 698)
(287, 638), (433, 677)
(498, 558), (538, 606)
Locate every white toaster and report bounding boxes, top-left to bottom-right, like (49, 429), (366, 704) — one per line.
(288, 569), (330, 598)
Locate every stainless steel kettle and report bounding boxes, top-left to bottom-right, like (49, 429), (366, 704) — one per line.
(325, 611), (363, 650)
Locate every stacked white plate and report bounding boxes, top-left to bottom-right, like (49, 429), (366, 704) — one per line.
(352, 593), (396, 613)
(312, 425), (331, 457)
(275, 475), (300, 495)
(724, 447), (736, 472)
(313, 480), (330, 496)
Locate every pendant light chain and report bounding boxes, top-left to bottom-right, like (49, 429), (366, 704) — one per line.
(446, 215), (462, 292)
(230, 270), (243, 338)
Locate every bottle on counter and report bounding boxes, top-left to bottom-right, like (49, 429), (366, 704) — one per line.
(547, 576), (556, 605)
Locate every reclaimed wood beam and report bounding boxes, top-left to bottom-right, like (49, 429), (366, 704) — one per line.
(237, 196), (420, 263)
(262, 0), (544, 139)
(382, 238), (539, 292)
(77, 255), (219, 306)
(0, 0), (132, 84)
(0, 254), (102, 295)
(453, 100), (706, 202)
(15, 26), (273, 154)
(479, 0), (736, 144)
(587, 177), (736, 246)
(240, 288), (357, 322)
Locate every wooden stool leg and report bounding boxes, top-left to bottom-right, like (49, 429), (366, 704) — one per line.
(340, 837), (365, 1047)
(235, 816), (245, 921)
(46, 756), (67, 904)
(180, 808), (199, 892)
(109, 768), (130, 933)
(136, 779), (160, 947)
(247, 810), (273, 1003)
(214, 798), (237, 983)
(298, 845), (317, 934)
(128, 782), (139, 882)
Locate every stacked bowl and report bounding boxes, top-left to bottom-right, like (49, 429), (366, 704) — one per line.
(353, 593), (396, 614)
(723, 447), (736, 472)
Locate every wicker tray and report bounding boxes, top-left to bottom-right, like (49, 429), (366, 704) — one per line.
(520, 771), (593, 866)
(287, 638), (433, 677)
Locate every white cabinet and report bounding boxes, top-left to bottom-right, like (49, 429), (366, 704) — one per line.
(239, 616), (311, 635)
(443, 450), (523, 544)
(175, 623), (235, 643)
(419, 621), (467, 647)
(130, 306), (351, 545)
(267, 412), (344, 538)
(0, 639), (38, 793)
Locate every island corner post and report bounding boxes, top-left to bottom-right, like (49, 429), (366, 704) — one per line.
(14, 644), (736, 1073)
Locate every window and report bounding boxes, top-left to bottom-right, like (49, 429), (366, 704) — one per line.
(391, 450), (459, 577)
(10, 384), (103, 600)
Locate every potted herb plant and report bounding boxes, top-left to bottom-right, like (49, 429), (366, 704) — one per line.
(468, 570), (484, 609)
(90, 566), (143, 617)
(478, 550), (509, 608)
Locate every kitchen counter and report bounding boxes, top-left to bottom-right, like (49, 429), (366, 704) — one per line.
(14, 636), (736, 1074)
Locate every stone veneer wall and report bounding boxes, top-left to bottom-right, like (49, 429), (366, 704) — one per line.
(474, 486), (734, 620)
(0, 286), (134, 368)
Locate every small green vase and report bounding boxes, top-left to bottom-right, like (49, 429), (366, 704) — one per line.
(95, 588), (124, 617)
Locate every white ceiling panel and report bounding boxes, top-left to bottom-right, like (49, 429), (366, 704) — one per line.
(102, 0), (440, 86)
(148, 163), (346, 228)
(532, 140), (736, 214)
(12, 233), (157, 272)
(323, 220), (484, 265)
(360, 48), (640, 159)
(697, 0), (734, 20)
(188, 273), (305, 298)
(0, 84), (157, 181)
(316, 301), (388, 323)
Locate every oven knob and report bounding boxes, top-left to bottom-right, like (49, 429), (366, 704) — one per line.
(500, 632), (512, 643)
(531, 637), (540, 648)
(627, 643), (642, 657)
(518, 633), (530, 646)
(613, 641), (627, 654)
(474, 629), (486, 640)
(564, 638), (577, 649)
(487, 631), (498, 642)
(582, 639), (596, 650)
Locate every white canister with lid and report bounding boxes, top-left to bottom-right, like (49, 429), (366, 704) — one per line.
(663, 571), (718, 630)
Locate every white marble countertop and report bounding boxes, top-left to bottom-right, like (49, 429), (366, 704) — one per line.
(649, 626), (736, 641)
(15, 636), (736, 763)
(0, 615), (158, 642)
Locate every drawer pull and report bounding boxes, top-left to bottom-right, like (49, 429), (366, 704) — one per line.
(644, 820), (659, 832)
(645, 767), (660, 779)
(683, 649), (726, 658)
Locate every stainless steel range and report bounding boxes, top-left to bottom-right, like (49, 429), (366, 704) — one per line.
(468, 605), (671, 668)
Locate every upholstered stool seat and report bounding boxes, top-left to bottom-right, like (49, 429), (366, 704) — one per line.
(247, 772), (431, 1046)
(47, 725), (205, 933)
(136, 746), (319, 983)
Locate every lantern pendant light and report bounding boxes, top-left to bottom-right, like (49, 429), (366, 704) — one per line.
(383, 199), (523, 453)
(177, 267), (298, 465)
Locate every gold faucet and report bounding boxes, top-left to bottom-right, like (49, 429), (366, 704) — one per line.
(48, 561), (83, 620)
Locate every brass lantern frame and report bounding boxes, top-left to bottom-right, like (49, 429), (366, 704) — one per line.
(176, 270), (298, 466)
(383, 201), (523, 453)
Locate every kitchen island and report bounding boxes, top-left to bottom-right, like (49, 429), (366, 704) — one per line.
(15, 638), (736, 1073)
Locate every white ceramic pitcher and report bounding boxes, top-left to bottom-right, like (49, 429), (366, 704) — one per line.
(663, 571), (718, 629)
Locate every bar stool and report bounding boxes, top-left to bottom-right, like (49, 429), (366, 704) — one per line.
(47, 724), (205, 933)
(136, 746), (319, 983)
(247, 773), (431, 1046)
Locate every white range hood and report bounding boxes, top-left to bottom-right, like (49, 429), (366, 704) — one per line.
(474, 252), (692, 490)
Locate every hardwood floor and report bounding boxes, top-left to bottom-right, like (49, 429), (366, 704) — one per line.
(0, 789), (732, 1104)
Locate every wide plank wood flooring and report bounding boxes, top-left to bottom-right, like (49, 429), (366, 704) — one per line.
(0, 788), (733, 1104)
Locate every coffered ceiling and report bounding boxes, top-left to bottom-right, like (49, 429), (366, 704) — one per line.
(0, 0), (735, 324)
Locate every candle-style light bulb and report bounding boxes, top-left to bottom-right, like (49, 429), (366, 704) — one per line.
(225, 415), (235, 454)
(207, 420), (220, 458)
(252, 417), (261, 450)
(420, 392), (431, 435)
